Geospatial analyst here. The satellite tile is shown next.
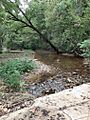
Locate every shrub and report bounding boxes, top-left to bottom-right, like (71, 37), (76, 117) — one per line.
(5, 71), (21, 91)
(80, 39), (90, 58)
(0, 58), (36, 91)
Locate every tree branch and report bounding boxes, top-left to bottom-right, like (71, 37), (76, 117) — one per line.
(7, 10), (32, 28)
(14, 25), (28, 33)
(9, 0), (33, 27)
(18, 7), (33, 26)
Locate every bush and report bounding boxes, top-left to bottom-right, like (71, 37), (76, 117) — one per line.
(0, 58), (36, 91)
(5, 71), (21, 91)
(80, 39), (90, 58)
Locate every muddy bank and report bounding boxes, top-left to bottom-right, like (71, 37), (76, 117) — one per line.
(23, 70), (89, 97)
(0, 51), (90, 117)
(0, 93), (35, 117)
(22, 60), (55, 83)
(0, 60), (54, 116)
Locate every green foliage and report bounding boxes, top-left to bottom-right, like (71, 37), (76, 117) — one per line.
(5, 71), (21, 91)
(0, 58), (36, 91)
(0, 0), (90, 54)
(45, 0), (90, 53)
(80, 39), (90, 58)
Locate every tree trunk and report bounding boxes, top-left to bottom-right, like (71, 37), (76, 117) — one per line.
(7, 10), (60, 54)
(30, 25), (60, 54)
(0, 39), (2, 54)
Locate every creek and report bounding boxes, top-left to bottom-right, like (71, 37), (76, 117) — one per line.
(26, 51), (90, 97)
(0, 51), (89, 97)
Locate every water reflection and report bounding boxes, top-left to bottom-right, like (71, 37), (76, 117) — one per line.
(35, 51), (89, 77)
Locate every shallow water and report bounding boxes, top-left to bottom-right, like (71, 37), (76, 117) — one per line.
(0, 51), (89, 79)
(24, 51), (89, 97)
(35, 51), (90, 77)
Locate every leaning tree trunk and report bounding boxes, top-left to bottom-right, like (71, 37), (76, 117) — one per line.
(30, 25), (60, 54)
(0, 39), (2, 54)
(6, 8), (60, 54)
